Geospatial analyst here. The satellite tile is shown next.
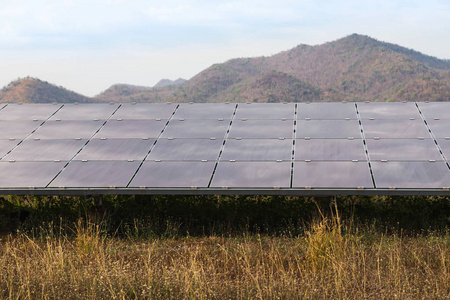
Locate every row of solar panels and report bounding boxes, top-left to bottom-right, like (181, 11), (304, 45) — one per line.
(1, 102), (450, 193)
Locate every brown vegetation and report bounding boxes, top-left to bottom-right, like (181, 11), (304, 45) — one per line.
(1, 211), (449, 299)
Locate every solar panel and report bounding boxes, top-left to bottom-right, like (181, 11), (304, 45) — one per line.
(146, 138), (223, 161)
(130, 161), (216, 188)
(361, 119), (431, 139)
(234, 103), (295, 119)
(49, 103), (119, 121)
(357, 102), (420, 119)
(294, 139), (366, 161)
(161, 119), (230, 139)
(220, 138), (292, 161)
(30, 120), (104, 139)
(74, 139), (155, 161)
(228, 119), (294, 139)
(417, 102), (450, 120)
(172, 103), (235, 119)
(210, 161), (291, 188)
(0, 121), (43, 140)
(297, 103), (357, 119)
(293, 161), (373, 188)
(94, 120), (167, 139)
(1, 102), (450, 195)
(296, 120), (361, 139)
(112, 103), (177, 120)
(371, 161), (450, 189)
(0, 104), (62, 120)
(49, 160), (140, 188)
(3, 139), (87, 161)
(0, 161), (65, 188)
(0, 139), (20, 158)
(366, 138), (442, 161)
(423, 119), (450, 138)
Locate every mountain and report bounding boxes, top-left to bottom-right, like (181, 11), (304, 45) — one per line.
(154, 78), (187, 88)
(95, 34), (450, 103)
(0, 77), (94, 103)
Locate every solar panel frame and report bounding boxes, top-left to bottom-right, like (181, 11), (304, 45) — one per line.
(111, 103), (177, 120)
(210, 161), (291, 188)
(296, 119), (362, 139)
(294, 138), (367, 161)
(146, 138), (224, 161)
(234, 103), (295, 120)
(228, 119), (295, 139)
(297, 102), (357, 120)
(0, 103), (62, 121)
(3, 139), (87, 161)
(293, 161), (374, 188)
(130, 161), (216, 188)
(49, 160), (141, 188)
(360, 118), (431, 139)
(0, 161), (66, 188)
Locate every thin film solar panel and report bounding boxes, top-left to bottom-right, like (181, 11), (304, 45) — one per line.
(130, 161), (216, 188)
(146, 138), (223, 161)
(0, 121), (42, 140)
(371, 161), (450, 188)
(296, 120), (361, 139)
(0, 161), (65, 188)
(228, 119), (294, 139)
(293, 161), (373, 188)
(234, 103), (295, 119)
(210, 161), (291, 188)
(112, 103), (177, 120)
(357, 102), (420, 119)
(30, 120), (104, 139)
(297, 103), (357, 120)
(0, 104), (62, 121)
(161, 119), (230, 139)
(74, 139), (155, 161)
(94, 120), (167, 139)
(173, 103), (236, 119)
(294, 139), (366, 161)
(49, 103), (119, 121)
(220, 138), (292, 161)
(366, 138), (442, 161)
(361, 119), (430, 139)
(0, 139), (20, 158)
(49, 160), (140, 188)
(3, 139), (87, 161)
(417, 102), (450, 120)
(423, 119), (450, 138)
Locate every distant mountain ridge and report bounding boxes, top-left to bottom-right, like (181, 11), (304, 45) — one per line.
(2, 34), (449, 103)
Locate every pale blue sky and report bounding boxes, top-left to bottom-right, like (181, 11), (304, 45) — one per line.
(1, 0), (449, 96)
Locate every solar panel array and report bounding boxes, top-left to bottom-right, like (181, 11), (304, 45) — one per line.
(1, 102), (450, 195)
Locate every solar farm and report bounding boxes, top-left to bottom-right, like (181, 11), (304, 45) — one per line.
(1, 102), (450, 195)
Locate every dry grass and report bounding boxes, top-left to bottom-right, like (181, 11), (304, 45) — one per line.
(1, 213), (449, 299)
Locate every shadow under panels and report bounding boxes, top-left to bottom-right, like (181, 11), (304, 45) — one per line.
(234, 103), (295, 119)
(0, 103), (62, 121)
(297, 102), (357, 120)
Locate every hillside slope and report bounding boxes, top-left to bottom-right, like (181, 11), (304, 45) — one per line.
(96, 34), (450, 103)
(0, 77), (94, 103)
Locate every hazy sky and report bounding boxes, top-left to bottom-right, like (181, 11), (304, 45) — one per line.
(1, 0), (449, 96)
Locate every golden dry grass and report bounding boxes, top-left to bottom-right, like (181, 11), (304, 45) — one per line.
(1, 215), (449, 299)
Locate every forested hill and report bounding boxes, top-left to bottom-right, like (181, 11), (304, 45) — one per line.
(2, 34), (449, 103)
(0, 77), (94, 104)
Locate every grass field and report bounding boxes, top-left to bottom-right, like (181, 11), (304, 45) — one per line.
(1, 195), (449, 299)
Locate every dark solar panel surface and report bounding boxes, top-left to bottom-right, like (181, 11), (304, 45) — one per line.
(0, 102), (450, 194)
